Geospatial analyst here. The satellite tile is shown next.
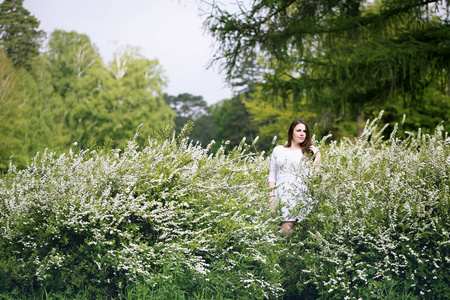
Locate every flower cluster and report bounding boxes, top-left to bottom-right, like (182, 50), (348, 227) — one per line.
(0, 126), (283, 298)
(296, 113), (450, 299)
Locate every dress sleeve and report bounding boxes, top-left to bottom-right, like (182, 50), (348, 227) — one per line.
(268, 147), (278, 183)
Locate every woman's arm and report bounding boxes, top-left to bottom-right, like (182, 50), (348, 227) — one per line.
(310, 145), (321, 168)
(268, 147), (278, 212)
(268, 181), (276, 211)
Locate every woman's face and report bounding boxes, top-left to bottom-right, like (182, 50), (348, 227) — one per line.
(292, 123), (307, 145)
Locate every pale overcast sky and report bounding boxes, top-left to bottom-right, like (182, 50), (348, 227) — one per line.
(22, 0), (237, 104)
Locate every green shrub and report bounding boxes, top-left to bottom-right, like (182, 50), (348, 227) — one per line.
(292, 112), (450, 299)
(0, 124), (283, 299)
(1, 114), (449, 299)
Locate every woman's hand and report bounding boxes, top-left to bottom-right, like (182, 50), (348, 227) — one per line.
(309, 145), (321, 166)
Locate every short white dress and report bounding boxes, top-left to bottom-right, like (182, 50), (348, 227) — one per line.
(268, 145), (312, 222)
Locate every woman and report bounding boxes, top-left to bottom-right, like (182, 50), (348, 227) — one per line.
(268, 119), (320, 236)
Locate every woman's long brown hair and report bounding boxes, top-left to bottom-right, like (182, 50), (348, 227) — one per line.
(285, 119), (312, 156)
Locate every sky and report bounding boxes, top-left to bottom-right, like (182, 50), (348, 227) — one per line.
(22, 0), (237, 104)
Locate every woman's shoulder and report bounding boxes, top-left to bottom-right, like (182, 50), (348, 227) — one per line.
(271, 145), (289, 157)
(273, 145), (286, 153)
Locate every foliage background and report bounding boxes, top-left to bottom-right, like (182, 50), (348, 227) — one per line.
(1, 0), (450, 171)
(0, 2), (449, 298)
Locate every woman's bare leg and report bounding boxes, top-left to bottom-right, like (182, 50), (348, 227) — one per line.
(280, 222), (294, 236)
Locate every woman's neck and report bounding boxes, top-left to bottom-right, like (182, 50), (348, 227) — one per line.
(288, 143), (302, 150)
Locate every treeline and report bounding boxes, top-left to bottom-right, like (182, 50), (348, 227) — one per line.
(1, 0), (450, 171)
(0, 36), (175, 170)
(0, 0), (273, 170)
(0, 1), (258, 170)
(0, 0), (176, 170)
(131, 0), (450, 156)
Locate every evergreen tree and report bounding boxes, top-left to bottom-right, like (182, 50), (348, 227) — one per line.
(0, 0), (44, 70)
(189, 111), (218, 147)
(163, 93), (219, 147)
(164, 93), (207, 130)
(212, 96), (256, 150)
(204, 0), (450, 135)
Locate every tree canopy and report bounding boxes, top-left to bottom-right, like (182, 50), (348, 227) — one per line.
(0, 29), (174, 170)
(204, 0), (450, 134)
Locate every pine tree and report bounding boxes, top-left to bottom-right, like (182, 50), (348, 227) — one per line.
(0, 0), (44, 70)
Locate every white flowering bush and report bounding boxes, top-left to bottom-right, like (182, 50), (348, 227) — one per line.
(0, 123), (284, 299)
(290, 113), (450, 299)
(1, 116), (449, 299)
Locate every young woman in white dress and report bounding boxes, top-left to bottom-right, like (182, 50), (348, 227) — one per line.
(268, 119), (321, 236)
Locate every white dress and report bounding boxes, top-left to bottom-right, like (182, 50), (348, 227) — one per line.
(268, 145), (312, 222)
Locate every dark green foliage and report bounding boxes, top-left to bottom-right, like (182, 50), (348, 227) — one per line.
(164, 93), (208, 122)
(164, 93), (259, 152)
(0, 0), (44, 70)
(203, 0), (450, 137)
(163, 93), (218, 146)
(211, 96), (257, 150)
